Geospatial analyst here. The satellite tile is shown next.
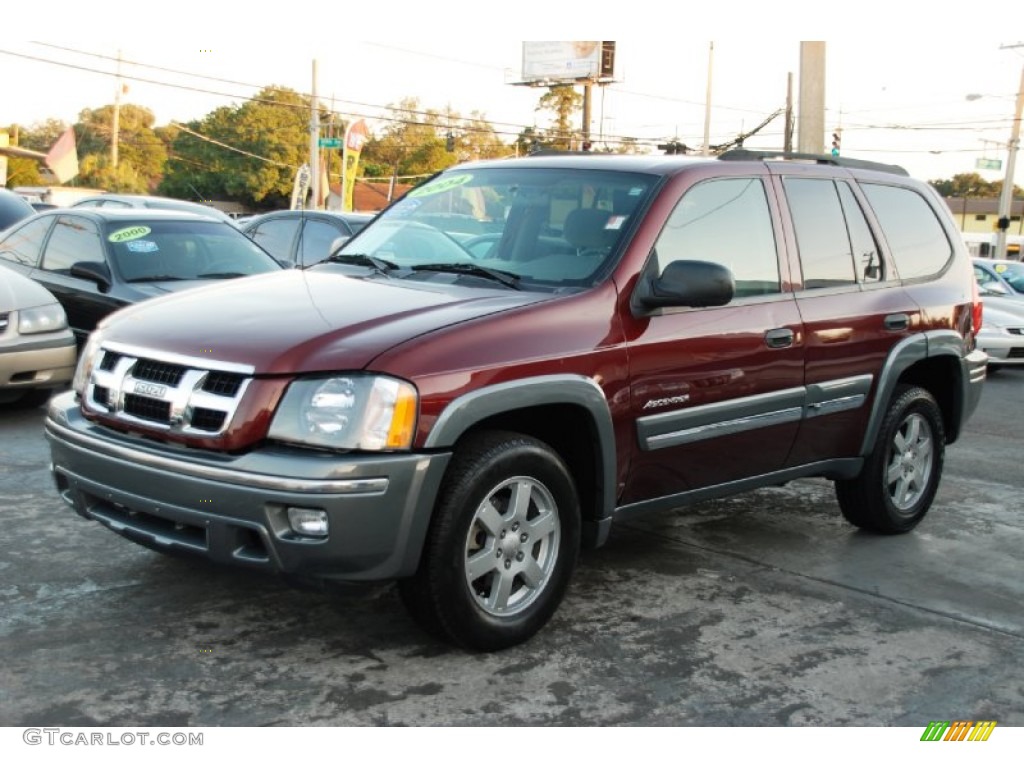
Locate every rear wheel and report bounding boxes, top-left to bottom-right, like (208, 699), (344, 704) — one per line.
(836, 385), (945, 533)
(398, 431), (580, 651)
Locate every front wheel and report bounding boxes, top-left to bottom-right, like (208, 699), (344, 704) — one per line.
(398, 431), (580, 651)
(835, 385), (945, 533)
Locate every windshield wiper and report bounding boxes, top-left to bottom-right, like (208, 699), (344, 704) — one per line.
(319, 253), (399, 274)
(411, 262), (521, 290)
(123, 275), (188, 283)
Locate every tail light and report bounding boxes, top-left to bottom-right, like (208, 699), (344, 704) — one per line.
(971, 278), (983, 336)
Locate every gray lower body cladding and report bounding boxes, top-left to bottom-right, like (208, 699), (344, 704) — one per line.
(45, 392), (450, 583)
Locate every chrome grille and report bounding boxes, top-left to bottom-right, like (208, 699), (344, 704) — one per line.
(83, 343), (254, 436)
(132, 359), (186, 386)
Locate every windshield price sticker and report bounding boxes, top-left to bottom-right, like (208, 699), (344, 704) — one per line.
(126, 240), (159, 253)
(408, 174), (473, 198)
(108, 226), (153, 243)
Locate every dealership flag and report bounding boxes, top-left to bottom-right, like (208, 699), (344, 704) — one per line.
(342, 119), (369, 212)
(45, 127), (79, 183)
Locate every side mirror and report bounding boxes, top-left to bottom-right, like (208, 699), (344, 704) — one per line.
(70, 261), (112, 292)
(635, 260), (734, 310)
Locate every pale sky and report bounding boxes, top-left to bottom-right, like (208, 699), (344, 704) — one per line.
(2, 2), (1023, 187)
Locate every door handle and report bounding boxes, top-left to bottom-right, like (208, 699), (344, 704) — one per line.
(884, 313), (910, 331)
(765, 328), (795, 349)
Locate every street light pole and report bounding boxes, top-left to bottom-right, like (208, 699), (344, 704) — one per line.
(995, 63), (1024, 261)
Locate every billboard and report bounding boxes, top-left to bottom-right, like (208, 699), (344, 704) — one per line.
(521, 42), (615, 84)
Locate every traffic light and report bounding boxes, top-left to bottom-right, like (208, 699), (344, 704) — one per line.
(831, 130), (841, 157)
(657, 140), (687, 155)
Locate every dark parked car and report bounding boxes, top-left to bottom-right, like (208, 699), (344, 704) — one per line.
(0, 209), (282, 343)
(47, 151), (985, 650)
(70, 194), (238, 227)
(241, 210), (374, 267)
(0, 188), (35, 232)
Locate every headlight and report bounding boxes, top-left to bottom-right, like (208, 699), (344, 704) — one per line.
(18, 303), (67, 334)
(269, 375), (418, 451)
(72, 333), (105, 394)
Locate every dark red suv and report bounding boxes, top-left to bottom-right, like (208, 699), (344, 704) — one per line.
(46, 151), (987, 650)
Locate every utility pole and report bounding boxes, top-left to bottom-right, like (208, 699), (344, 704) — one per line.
(784, 72), (794, 153)
(582, 83), (592, 150)
(797, 42), (826, 155)
(309, 59), (320, 210)
(112, 49), (122, 170)
(702, 42), (714, 156)
(995, 50), (1023, 260)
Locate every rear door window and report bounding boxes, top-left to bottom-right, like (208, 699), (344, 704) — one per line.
(861, 183), (952, 280)
(249, 219), (299, 263)
(784, 178), (883, 288)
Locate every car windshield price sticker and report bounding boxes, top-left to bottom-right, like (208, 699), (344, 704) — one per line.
(109, 226), (153, 243)
(408, 174), (472, 198)
(126, 240), (159, 253)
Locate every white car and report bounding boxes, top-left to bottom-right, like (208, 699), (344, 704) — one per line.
(977, 293), (1024, 370)
(0, 263), (77, 405)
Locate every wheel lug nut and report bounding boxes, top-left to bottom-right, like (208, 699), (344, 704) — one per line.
(496, 548), (503, 557)
(504, 560), (511, 569)
(516, 552), (524, 561)
(500, 530), (506, 537)
(520, 533), (528, 542)
(512, 522), (519, 531)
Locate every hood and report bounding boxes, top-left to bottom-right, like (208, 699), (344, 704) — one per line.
(124, 279), (215, 299)
(0, 264), (61, 310)
(98, 270), (547, 374)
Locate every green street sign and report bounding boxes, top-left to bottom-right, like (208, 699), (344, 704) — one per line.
(318, 137), (343, 149)
(976, 158), (1002, 171)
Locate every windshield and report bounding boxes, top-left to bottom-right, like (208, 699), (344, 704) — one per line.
(104, 220), (281, 282)
(992, 261), (1024, 292)
(329, 167), (656, 290)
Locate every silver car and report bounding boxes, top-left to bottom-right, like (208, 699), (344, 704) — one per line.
(0, 263), (77, 405)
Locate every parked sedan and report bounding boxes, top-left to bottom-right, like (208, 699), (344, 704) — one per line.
(0, 263), (77, 405)
(974, 258), (1024, 298)
(0, 209), (282, 343)
(70, 194), (238, 227)
(977, 289), (1024, 370)
(241, 210), (374, 267)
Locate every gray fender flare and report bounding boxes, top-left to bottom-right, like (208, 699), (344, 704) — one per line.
(424, 374), (618, 528)
(859, 330), (966, 456)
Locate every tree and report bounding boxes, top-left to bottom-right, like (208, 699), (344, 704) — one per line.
(74, 104), (167, 193)
(536, 85), (583, 150)
(928, 172), (1023, 200)
(3, 120), (70, 188)
(362, 98), (452, 181)
(159, 86), (320, 209)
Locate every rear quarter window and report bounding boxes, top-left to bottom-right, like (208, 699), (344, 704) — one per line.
(861, 183), (952, 280)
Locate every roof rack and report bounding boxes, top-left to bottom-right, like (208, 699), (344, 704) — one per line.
(717, 149), (908, 177)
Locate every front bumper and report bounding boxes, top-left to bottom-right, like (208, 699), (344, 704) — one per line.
(976, 332), (1024, 365)
(0, 332), (76, 391)
(45, 391), (450, 583)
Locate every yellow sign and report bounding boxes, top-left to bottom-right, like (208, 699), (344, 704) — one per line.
(108, 226), (153, 243)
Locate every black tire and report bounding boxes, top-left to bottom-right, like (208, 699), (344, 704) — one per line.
(836, 385), (945, 533)
(398, 430), (580, 651)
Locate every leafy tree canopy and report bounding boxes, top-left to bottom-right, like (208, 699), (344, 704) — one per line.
(929, 172), (1022, 199)
(75, 104), (167, 192)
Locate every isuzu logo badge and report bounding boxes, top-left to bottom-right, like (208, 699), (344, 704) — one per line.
(134, 382), (167, 398)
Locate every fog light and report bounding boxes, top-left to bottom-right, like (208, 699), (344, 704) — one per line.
(287, 507), (329, 538)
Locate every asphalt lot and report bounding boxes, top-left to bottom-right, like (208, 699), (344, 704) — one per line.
(1, 369), (1023, 727)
